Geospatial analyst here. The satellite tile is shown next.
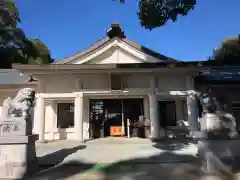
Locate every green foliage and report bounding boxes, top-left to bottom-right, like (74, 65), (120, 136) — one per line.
(27, 39), (53, 64)
(118, 0), (196, 30)
(118, 0), (239, 64)
(0, 0), (20, 27)
(0, 0), (52, 68)
(213, 36), (240, 63)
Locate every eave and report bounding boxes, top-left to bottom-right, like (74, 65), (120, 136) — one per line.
(13, 61), (240, 75)
(0, 83), (37, 91)
(12, 62), (201, 75)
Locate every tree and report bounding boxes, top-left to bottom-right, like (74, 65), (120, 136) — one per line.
(118, 0), (196, 30)
(0, 0), (52, 68)
(28, 39), (53, 64)
(0, 0), (20, 27)
(213, 36), (240, 63)
(18, 39), (53, 65)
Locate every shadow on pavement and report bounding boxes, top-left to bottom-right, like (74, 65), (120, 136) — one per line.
(20, 139), (209, 180)
(102, 153), (203, 180)
(20, 138), (234, 179)
(29, 161), (95, 180)
(99, 139), (203, 180)
(37, 145), (86, 166)
(27, 153), (202, 180)
(153, 137), (197, 152)
(20, 145), (87, 180)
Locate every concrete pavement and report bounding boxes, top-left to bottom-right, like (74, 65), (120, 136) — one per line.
(31, 162), (206, 180)
(36, 137), (198, 165)
(25, 138), (232, 179)
(28, 138), (206, 180)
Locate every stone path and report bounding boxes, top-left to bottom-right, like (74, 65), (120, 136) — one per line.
(36, 138), (198, 165)
(31, 162), (206, 180)
(26, 138), (237, 180)
(22, 138), (236, 179)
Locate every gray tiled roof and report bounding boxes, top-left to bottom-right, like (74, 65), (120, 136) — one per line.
(0, 69), (30, 84)
(53, 23), (180, 64)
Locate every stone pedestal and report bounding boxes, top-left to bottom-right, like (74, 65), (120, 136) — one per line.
(0, 121), (39, 179)
(196, 113), (240, 178)
(197, 136), (240, 178)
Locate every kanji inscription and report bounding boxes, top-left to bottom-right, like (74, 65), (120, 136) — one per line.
(0, 123), (21, 136)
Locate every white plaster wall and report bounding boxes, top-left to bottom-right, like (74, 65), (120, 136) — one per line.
(43, 74), (110, 93)
(84, 47), (142, 64)
(117, 49), (144, 63)
(157, 75), (187, 92)
(71, 40), (161, 65)
(80, 74), (109, 90)
(122, 74), (150, 89)
(44, 75), (76, 93)
(41, 73), (189, 94)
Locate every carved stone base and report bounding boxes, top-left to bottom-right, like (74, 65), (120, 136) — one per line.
(0, 134), (39, 179)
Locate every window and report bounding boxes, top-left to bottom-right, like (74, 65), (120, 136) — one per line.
(110, 74), (122, 90)
(57, 103), (74, 128)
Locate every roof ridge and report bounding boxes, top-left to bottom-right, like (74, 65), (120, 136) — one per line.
(53, 36), (111, 64)
(122, 38), (180, 62)
(53, 37), (181, 64)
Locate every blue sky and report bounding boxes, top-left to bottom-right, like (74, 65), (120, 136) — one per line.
(15, 0), (240, 61)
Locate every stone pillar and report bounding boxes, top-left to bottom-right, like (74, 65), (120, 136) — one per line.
(74, 93), (83, 141)
(50, 100), (57, 140)
(37, 96), (46, 143)
(186, 75), (199, 135)
(149, 93), (160, 139)
(187, 94), (199, 135)
(149, 75), (160, 140)
(143, 96), (150, 120)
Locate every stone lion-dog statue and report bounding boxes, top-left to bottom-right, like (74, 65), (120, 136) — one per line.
(1, 88), (36, 121)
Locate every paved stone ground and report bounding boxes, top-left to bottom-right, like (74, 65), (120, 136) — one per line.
(31, 162), (207, 180)
(36, 137), (198, 164)
(24, 138), (233, 179)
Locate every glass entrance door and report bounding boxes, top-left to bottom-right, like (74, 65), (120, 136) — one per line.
(89, 100), (105, 138)
(89, 98), (144, 138)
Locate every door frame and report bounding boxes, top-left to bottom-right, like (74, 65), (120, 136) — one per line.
(88, 97), (144, 138)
